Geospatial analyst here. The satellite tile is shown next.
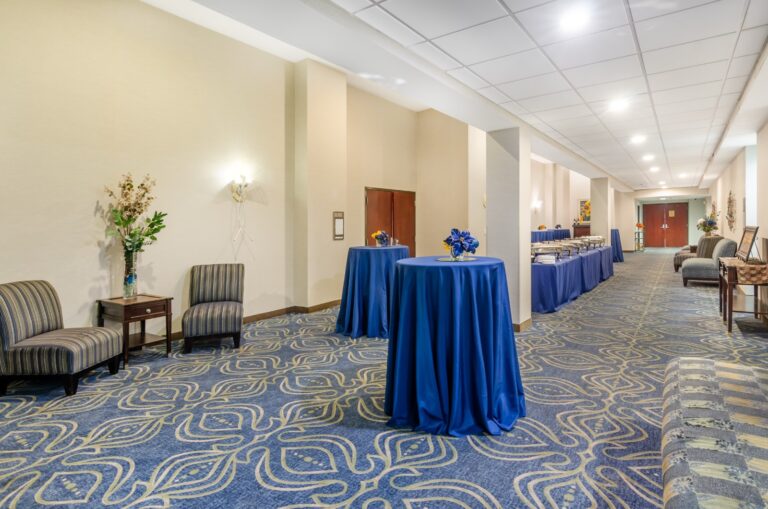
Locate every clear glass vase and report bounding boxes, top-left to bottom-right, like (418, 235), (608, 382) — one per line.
(123, 250), (138, 299)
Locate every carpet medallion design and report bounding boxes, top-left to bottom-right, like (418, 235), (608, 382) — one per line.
(1, 251), (767, 508)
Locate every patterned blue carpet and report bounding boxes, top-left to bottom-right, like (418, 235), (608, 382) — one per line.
(2, 250), (768, 508)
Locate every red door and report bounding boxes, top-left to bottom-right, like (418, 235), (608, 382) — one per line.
(365, 188), (416, 256)
(643, 203), (689, 247)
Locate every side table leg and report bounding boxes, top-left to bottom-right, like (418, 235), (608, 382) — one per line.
(755, 285), (759, 319)
(165, 312), (172, 357)
(140, 320), (146, 351)
(122, 322), (130, 367)
(727, 284), (733, 332)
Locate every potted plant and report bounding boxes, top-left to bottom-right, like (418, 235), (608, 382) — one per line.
(105, 174), (167, 298)
(696, 206), (719, 236)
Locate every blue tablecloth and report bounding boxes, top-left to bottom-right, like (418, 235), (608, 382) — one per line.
(532, 256), (582, 312)
(611, 228), (624, 262)
(385, 256), (526, 436)
(579, 249), (602, 292)
(600, 246), (614, 280)
(336, 246), (409, 339)
(532, 229), (571, 242)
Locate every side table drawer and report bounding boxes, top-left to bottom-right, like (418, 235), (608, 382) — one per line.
(126, 301), (167, 320)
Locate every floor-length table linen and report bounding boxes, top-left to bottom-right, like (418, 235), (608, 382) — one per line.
(336, 246), (409, 339)
(385, 256), (526, 436)
(611, 229), (624, 262)
(531, 256), (583, 313)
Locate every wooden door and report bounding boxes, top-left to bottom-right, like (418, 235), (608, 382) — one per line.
(365, 189), (393, 247)
(643, 202), (689, 247)
(393, 191), (416, 257)
(665, 202), (689, 247)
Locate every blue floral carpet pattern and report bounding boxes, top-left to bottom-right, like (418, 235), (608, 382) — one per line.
(2, 250), (768, 508)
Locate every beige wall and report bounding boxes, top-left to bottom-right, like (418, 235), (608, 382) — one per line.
(710, 149), (746, 242)
(614, 191), (636, 251)
(467, 126), (487, 256)
(0, 0), (293, 329)
(569, 171), (591, 221)
(415, 109), (470, 256)
(759, 123), (768, 238)
(347, 86), (417, 247)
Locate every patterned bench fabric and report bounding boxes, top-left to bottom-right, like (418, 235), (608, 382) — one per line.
(662, 357), (768, 509)
(674, 236), (724, 272)
(7, 327), (121, 375)
(182, 302), (243, 338)
(0, 281), (63, 349)
(189, 264), (244, 306)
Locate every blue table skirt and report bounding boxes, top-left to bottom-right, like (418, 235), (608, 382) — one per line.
(611, 228), (624, 262)
(532, 247), (614, 313)
(385, 256), (526, 436)
(532, 256), (582, 312)
(531, 229), (571, 242)
(336, 246), (409, 338)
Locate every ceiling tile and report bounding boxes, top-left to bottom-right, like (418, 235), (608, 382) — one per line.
(543, 26), (636, 68)
(331, 0), (372, 12)
(562, 55), (643, 87)
(477, 86), (511, 103)
(447, 67), (489, 89)
(500, 101), (530, 116)
(518, 90), (584, 111)
(642, 33), (737, 74)
(652, 81), (722, 104)
(744, 0), (768, 29)
(628, 0), (713, 22)
(536, 104), (593, 121)
(469, 48), (554, 84)
(656, 107), (716, 123)
(381, 0), (506, 39)
(735, 25), (768, 56)
(409, 42), (461, 70)
(356, 6), (424, 46)
(727, 53), (759, 77)
(654, 95), (720, 113)
(577, 76), (648, 102)
(433, 17), (535, 65)
(514, 0), (629, 46)
(647, 60), (729, 91)
(634, 0), (746, 52)
(497, 72), (571, 100)
(722, 75), (749, 94)
(502, 0), (551, 12)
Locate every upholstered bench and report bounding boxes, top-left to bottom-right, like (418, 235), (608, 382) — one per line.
(0, 281), (121, 396)
(661, 357), (768, 508)
(673, 235), (722, 272)
(681, 238), (737, 286)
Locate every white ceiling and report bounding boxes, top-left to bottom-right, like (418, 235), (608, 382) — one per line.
(331, 0), (768, 189)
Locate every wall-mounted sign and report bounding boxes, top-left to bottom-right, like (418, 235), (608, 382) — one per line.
(333, 211), (344, 240)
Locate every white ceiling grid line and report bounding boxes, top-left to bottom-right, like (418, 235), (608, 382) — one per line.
(331, 0), (768, 189)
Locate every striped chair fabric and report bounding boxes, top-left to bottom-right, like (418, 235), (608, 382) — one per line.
(662, 357), (768, 509)
(189, 264), (244, 306)
(183, 264), (244, 340)
(0, 281), (121, 376)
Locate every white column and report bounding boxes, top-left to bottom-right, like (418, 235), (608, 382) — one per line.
(590, 177), (613, 245)
(486, 127), (532, 331)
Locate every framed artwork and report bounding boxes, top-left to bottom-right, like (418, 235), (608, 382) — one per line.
(333, 211), (344, 240)
(579, 199), (591, 222)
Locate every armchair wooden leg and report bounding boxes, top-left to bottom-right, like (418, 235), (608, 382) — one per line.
(108, 355), (120, 375)
(233, 331), (241, 349)
(63, 375), (79, 396)
(184, 338), (193, 354)
(683, 278), (688, 287)
(0, 377), (9, 396)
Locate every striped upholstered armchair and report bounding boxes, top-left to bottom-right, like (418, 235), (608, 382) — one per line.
(181, 264), (244, 353)
(0, 281), (121, 396)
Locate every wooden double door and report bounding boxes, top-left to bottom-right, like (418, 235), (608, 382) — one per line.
(643, 202), (689, 247)
(365, 188), (416, 257)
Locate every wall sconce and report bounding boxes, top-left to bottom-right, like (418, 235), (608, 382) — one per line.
(531, 199), (543, 210)
(231, 175), (250, 203)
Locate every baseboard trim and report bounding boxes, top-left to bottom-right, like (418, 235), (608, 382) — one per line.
(514, 318), (532, 333)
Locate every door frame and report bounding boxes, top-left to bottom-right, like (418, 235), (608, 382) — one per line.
(364, 186), (416, 252)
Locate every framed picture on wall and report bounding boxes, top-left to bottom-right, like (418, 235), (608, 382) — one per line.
(579, 199), (591, 222)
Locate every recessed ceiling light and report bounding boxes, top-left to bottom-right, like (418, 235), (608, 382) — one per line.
(642, 154), (655, 162)
(649, 166), (660, 172)
(660, 197), (667, 200)
(560, 5), (590, 33)
(661, 185), (668, 189)
(608, 97), (629, 113)
(630, 134), (647, 144)
(659, 181), (666, 185)
(678, 173), (687, 178)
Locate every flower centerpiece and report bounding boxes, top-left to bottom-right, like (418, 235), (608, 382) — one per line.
(537, 224), (547, 230)
(106, 174), (167, 299)
(555, 224), (562, 229)
(696, 205), (719, 236)
(443, 228), (479, 261)
(371, 230), (390, 247)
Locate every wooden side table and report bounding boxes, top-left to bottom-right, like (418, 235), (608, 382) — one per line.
(719, 258), (768, 332)
(98, 294), (173, 366)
